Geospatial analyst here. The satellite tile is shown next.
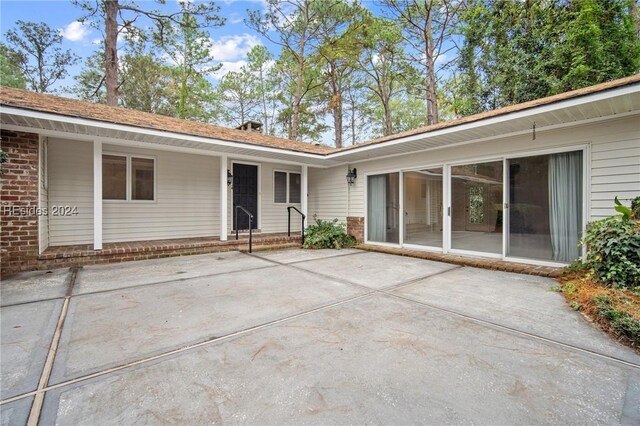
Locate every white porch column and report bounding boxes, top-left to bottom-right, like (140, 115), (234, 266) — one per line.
(93, 140), (103, 250)
(301, 165), (308, 227)
(220, 155), (228, 241)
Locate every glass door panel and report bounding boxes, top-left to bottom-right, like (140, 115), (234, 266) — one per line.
(508, 151), (582, 263)
(451, 161), (503, 253)
(367, 173), (400, 244)
(403, 168), (443, 247)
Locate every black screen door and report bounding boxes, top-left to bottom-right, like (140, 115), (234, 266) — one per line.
(233, 163), (258, 230)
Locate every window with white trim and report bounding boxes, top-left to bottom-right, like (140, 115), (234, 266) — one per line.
(274, 171), (301, 204)
(103, 154), (155, 201)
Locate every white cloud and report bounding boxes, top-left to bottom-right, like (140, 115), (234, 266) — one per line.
(211, 60), (248, 80)
(61, 21), (90, 42)
(209, 34), (260, 61)
(228, 13), (244, 24)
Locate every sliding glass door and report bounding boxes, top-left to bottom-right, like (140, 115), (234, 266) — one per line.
(403, 168), (443, 248)
(365, 148), (584, 264)
(507, 151), (583, 263)
(367, 173), (400, 244)
(450, 161), (503, 254)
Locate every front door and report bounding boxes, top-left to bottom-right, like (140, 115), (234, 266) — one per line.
(233, 163), (258, 230)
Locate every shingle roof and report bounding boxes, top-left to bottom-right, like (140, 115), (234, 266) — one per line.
(1, 74), (638, 156)
(0, 87), (333, 155)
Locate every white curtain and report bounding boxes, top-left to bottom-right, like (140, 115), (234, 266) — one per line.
(368, 175), (387, 242)
(548, 151), (583, 263)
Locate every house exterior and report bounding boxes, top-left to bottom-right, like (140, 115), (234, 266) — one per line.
(1, 75), (639, 275)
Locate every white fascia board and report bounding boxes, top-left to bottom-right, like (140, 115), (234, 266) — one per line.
(0, 106), (327, 161)
(324, 83), (640, 160)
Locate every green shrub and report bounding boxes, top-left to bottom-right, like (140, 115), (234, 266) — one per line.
(582, 215), (640, 289)
(594, 295), (640, 342)
(303, 218), (356, 249)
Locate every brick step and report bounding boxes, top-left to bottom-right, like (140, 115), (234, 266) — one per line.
(2, 234), (303, 274)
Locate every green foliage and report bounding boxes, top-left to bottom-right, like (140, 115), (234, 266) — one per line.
(4, 20), (79, 93)
(582, 202), (640, 289)
(303, 218), (356, 249)
(0, 43), (26, 89)
(217, 66), (261, 127)
(614, 196), (633, 221)
(557, 0), (640, 92)
(453, 0), (640, 115)
(594, 294), (640, 342)
(156, 2), (223, 120)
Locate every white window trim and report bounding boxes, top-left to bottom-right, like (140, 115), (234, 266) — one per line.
(273, 170), (301, 205)
(102, 152), (157, 203)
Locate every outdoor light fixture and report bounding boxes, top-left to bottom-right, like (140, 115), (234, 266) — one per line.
(227, 169), (233, 186)
(346, 168), (357, 185)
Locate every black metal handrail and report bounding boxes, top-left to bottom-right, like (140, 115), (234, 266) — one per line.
(287, 206), (306, 244)
(235, 205), (254, 253)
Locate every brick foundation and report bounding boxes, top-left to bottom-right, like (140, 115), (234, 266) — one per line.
(2, 234), (302, 276)
(1, 130), (40, 276)
(357, 244), (563, 278)
(346, 216), (364, 243)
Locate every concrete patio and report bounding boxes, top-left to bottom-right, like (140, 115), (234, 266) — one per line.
(1, 248), (639, 425)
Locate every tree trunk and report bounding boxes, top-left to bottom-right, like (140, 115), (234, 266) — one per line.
(425, 10), (439, 125)
(178, 35), (188, 119)
(329, 62), (343, 148)
(291, 53), (304, 140)
(631, 0), (640, 39)
(105, 0), (119, 106)
(260, 68), (269, 134)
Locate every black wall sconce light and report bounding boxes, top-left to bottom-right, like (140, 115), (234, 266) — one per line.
(227, 169), (233, 186)
(346, 167), (357, 185)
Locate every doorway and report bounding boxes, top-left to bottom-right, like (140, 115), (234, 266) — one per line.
(450, 161), (503, 254)
(232, 163), (259, 230)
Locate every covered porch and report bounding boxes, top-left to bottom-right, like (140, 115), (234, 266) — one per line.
(38, 135), (317, 258)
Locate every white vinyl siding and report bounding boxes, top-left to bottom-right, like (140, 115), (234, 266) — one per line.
(308, 166), (348, 223)
(48, 138), (94, 246)
(47, 140), (220, 246)
(338, 115), (639, 223)
(590, 131), (640, 219)
(102, 144), (218, 243)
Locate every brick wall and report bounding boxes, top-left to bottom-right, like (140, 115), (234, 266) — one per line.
(347, 216), (364, 243)
(1, 130), (40, 276)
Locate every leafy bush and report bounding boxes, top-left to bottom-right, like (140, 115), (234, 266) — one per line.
(582, 197), (640, 289)
(303, 218), (356, 249)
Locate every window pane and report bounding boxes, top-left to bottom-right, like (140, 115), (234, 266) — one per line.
(508, 151), (582, 263)
(103, 155), (126, 200)
(403, 168), (443, 248)
(132, 157), (154, 200)
(289, 173), (301, 203)
(451, 161), (503, 253)
(367, 173), (400, 244)
(274, 171), (287, 203)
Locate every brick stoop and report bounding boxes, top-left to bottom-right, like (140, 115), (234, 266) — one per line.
(1, 233), (302, 276)
(357, 244), (564, 278)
